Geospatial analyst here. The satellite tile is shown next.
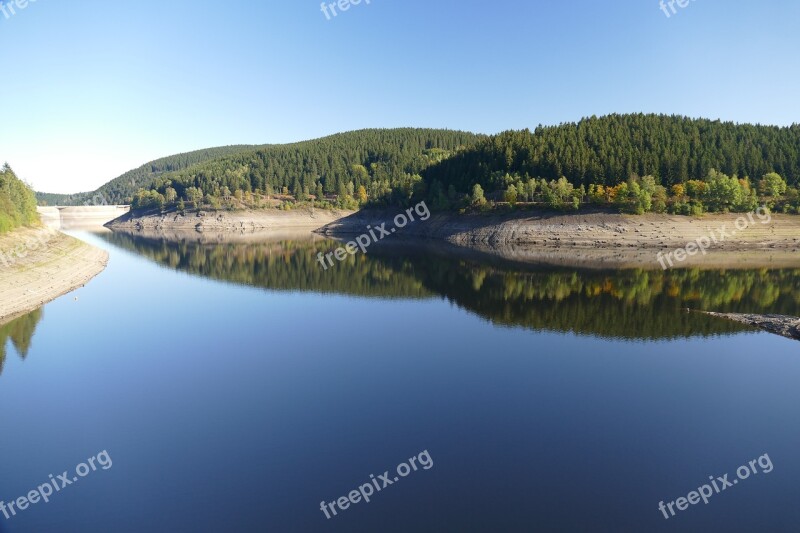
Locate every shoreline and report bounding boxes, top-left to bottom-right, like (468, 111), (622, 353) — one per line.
(108, 208), (800, 269)
(319, 209), (800, 269)
(105, 207), (355, 233)
(318, 209), (800, 249)
(696, 312), (800, 342)
(0, 227), (109, 324)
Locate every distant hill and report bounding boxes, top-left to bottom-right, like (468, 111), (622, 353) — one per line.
(131, 128), (482, 210)
(0, 163), (38, 233)
(38, 116), (800, 214)
(36, 145), (263, 206)
(38, 129), (482, 209)
(423, 114), (800, 193)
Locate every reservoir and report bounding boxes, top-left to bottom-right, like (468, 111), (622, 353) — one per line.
(1, 231), (798, 532)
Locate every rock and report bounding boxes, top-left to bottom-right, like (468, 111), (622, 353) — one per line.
(696, 311), (800, 342)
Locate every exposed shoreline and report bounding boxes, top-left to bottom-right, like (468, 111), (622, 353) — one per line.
(319, 209), (800, 248)
(0, 227), (109, 324)
(109, 208), (800, 270)
(106, 207), (354, 233)
(320, 209), (800, 269)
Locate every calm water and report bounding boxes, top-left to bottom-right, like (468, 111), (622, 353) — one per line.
(1, 231), (799, 532)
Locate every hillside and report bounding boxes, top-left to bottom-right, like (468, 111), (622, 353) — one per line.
(123, 116), (800, 217)
(37, 116), (800, 216)
(130, 128), (482, 211)
(424, 114), (800, 189)
(422, 114), (800, 214)
(0, 163), (38, 233)
(36, 145), (263, 206)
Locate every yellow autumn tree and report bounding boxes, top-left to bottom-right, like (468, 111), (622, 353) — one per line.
(356, 185), (368, 204)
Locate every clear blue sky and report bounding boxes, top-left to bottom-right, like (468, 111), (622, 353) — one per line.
(1, 0), (799, 193)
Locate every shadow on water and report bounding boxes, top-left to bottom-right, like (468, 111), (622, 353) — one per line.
(98, 231), (800, 341)
(0, 308), (44, 377)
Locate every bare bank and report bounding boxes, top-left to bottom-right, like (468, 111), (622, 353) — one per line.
(108, 207), (800, 269)
(318, 209), (800, 269)
(0, 227), (109, 324)
(106, 207), (354, 233)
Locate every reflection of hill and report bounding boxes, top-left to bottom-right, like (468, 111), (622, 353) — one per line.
(395, 250), (788, 339)
(99, 232), (432, 299)
(0, 309), (43, 376)
(101, 231), (800, 340)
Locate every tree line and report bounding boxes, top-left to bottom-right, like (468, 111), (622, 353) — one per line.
(460, 169), (793, 215)
(0, 163), (38, 233)
(423, 114), (800, 213)
(130, 128), (481, 212)
(48, 115), (800, 215)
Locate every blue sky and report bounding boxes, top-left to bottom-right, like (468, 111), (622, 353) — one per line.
(1, 0), (799, 193)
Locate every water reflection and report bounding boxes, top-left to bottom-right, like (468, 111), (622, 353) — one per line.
(0, 308), (43, 376)
(100, 231), (800, 340)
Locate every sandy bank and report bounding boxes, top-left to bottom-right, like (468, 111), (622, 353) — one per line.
(319, 210), (800, 269)
(106, 226), (328, 246)
(106, 207), (354, 233)
(321, 210), (800, 249)
(0, 227), (109, 324)
(111, 207), (800, 269)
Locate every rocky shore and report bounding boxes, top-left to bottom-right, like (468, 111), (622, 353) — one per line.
(698, 312), (800, 342)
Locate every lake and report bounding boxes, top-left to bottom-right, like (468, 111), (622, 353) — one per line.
(1, 230), (798, 532)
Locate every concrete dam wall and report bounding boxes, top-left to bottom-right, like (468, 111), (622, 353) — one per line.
(38, 206), (130, 230)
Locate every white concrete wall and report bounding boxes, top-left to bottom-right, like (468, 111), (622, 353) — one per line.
(37, 207), (62, 230)
(37, 206), (130, 229)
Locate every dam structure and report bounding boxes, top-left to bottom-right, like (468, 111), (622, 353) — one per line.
(38, 205), (131, 230)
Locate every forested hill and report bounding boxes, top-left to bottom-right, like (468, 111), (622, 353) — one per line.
(36, 145), (262, 206)
(423, 114), (800, 194)
(131, 128), (482, 210)
(0, 163), (38, 233)
(39, 116), (800, 213)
